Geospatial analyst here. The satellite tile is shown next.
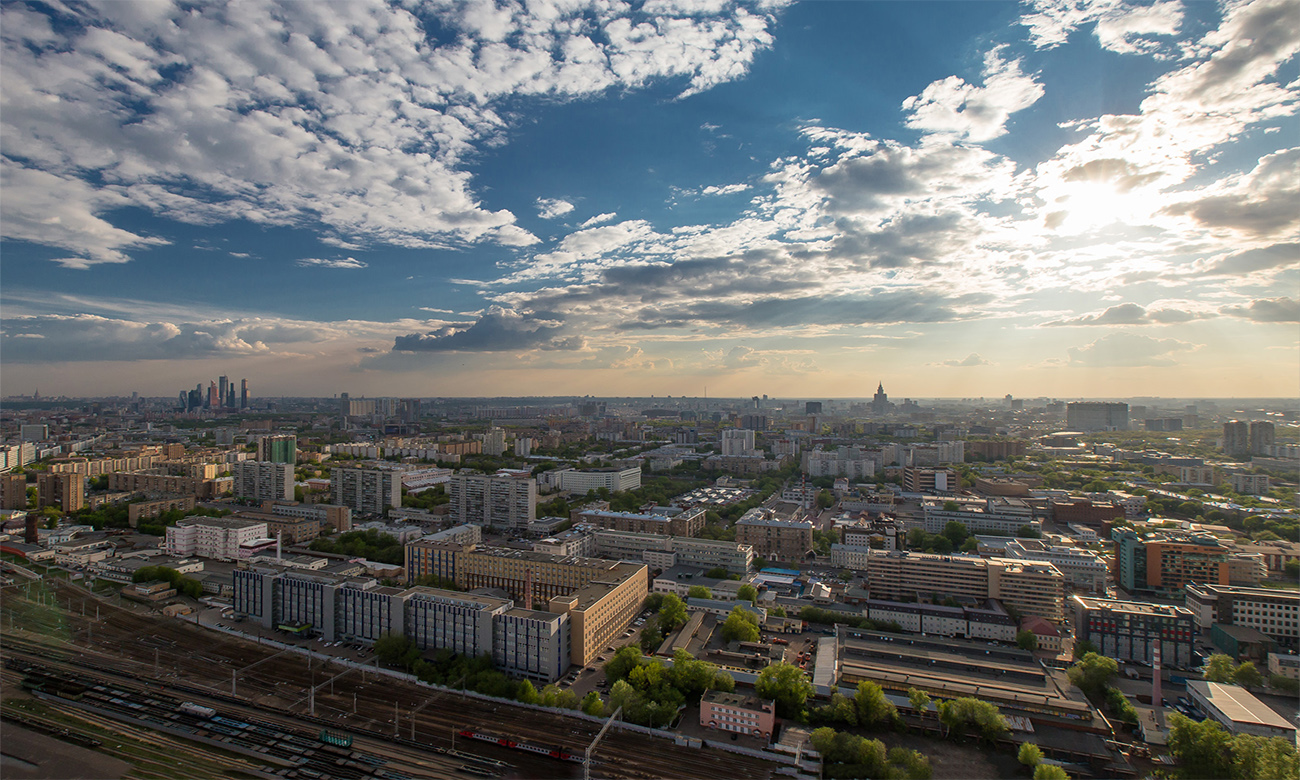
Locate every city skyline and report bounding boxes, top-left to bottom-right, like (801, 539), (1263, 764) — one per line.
(2, 0), (1297, 399)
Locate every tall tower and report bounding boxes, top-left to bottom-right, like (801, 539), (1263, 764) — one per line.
(219, 376), (229, 408)
(240, 378), (249, 409)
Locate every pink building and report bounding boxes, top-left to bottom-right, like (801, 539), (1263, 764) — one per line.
(700, 690), (776, 741)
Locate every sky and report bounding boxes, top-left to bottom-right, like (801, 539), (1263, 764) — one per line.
(1, 0), (1297, 400)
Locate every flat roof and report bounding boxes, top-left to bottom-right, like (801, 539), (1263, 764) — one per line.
(1072, 596), (1194, 617)
(1188, 681), (1296, 731)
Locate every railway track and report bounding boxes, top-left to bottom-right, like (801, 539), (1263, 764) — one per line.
(2, 577), (783, 779)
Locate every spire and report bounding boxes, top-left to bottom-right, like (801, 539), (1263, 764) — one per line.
(877, 382), (884, 395)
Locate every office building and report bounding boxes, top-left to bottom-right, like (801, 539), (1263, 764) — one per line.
(902, 467), (959, 494)
(166, 516), (268, 561)
(233, 461), (294, 502)
(700, 691), (776, 741)
(735, 508), (813, 562)
(36, 472), (85, 513)
(331, 468), (401, 516)
(921, 496), (1038, 536)
(240, 378), (249, 409)
(494, 608), (571, 683)
(1112, 528), (1228, 596)
(19, 424), (48, 441)
(1071, 596), (1195, 667)
(1066, 402), (1129, 432)
(404, 587), (511, 657)
(404, 539), (466, 583)
(1002, 539), (1107, 591)
(576, 507), (705, 537)
(1222, 421), (1250, 457)
(533, 526), (598, 558)
(864, 550), (1065, 623)
(550, 467), (642, 494)
(256, 434), (297, 464)
(449, 472), (536, 530)
(592, 529), (754, 575)
(265, 501), (352, 533)
(830, 544), (876, 571)
(1184, 584), (1299, 651)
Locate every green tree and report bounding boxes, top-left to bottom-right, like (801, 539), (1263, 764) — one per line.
(1072, 639), (1098, 658)
(705, 566), (730, 579)
(809, 726), (837, 757)
(515, 680), (540, 704)
(908, 687), (931, 719)
(816, 489), (834, 509)
(1204, 653), (1237, 683)
(737, 583), (758, 602)
(540, 684), (579, 709)
(770, 605), (786, 617)
(755, 662), (814, 718)
(1167, 713), (1235, 780)
(604, 645), (644, 683)
(373, 632), (414, 667)
(687, 585), (712, 599)
(657, 593), (688, 630)
(1016, 629), (1039, 652)
(1019, 742), (1042, 767)
(1033, 765), (1069, 780)
(711, 670), (736, 692)
(721, 606), (761, 643)
(1233, 661), (1263, 689)
(580, 691), (605, 716)
(1231, 733), (1300, 780)
(1067, 652), (1118, 697)
(1016, 525), (1040, 538)
(854, 680), (897, 727)
(1285, 558), (1299, 580)
(942, 521), (969, 548)
(937, 697), (1008, 742)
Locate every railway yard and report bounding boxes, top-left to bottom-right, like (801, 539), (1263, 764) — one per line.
(0, 574), (787, 780)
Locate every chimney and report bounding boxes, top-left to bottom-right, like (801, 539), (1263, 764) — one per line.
(277, 531), (282, 561)
(1152, 642), (1162, 707)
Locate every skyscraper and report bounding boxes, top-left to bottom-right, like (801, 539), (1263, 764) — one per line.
(218, 376), (229, 408)
(1222, 421), (1249, 457)
(240, 378), (249, 409)
(1249, 421), (1275, 455)
(871, 382), (890, 415)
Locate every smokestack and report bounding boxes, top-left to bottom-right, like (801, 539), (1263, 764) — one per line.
(1152, 642), (1162, 707)
(277, 531), (282, 561)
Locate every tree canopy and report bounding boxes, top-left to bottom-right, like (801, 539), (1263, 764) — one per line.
(755, 662), (814, 718)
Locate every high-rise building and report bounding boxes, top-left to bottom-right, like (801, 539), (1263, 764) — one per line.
(1071, 596), (1195, 667)
(871, 382), (891, 415)
(1249, 421), (1275, 455)
(449, 472), (536, 530)
(482, 427), (507, 457)
(805, 401), (823, 415)
(1065, 402), (1129, 432)
(331, 468), (401, 516)
(36, 472), (84, 513)
(721, 429), (756, 457)
(1222, 421), (1249, 457)
(218, 376), (229, 408)
(232, 461), (294, 502)
(256, 434), (297, 464)
(206, 381), (219, 409)
(240, 378), (249, 409)
(1, 473), (28, 510)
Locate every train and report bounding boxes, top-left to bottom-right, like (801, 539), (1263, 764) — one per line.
(178, 701), (217, 718)
(457, 729), (584, 763)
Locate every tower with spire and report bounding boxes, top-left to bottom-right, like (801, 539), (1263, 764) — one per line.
(871, 381), (890, 415)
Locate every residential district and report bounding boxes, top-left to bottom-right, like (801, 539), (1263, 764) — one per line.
(1, 388), (1297, 780)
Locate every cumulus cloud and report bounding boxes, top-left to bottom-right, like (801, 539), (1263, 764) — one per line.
(1065, 331), (1199, 367)
(902, 47), (1044, 142)
(1220, 297), (1300, 323)
(297, 257), (368, 269)
(580, 212), (618, 227)
(536, 198), (576, 220)
(934, 353), (993, 367)
(0, 0), (788, 266)
(1201, 243), (1300, 275)
(1021, 0), (1184, 54)
(392, 307), (584, 352)
(1046, 302), (1206, 326)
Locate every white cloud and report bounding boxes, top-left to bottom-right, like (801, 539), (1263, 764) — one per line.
(536, 198), (576, 219)
(296, 257), (368, 269)
(902, 47), (1044, 142)
(1, 0), (789, 266)
(1065, 331), (1199, 367)
(1021, 0), (1185, 54)
(700, 183), (750, 196)
(580, 212), (618, 227)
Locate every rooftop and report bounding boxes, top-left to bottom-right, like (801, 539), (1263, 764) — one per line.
(1187, 681), (1296, 731)
(1072, 596), (1194, 618)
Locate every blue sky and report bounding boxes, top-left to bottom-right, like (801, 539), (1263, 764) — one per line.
(1, 0), (1297, 399)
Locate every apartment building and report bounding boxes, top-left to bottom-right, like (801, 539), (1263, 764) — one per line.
(830, 544), (876, 571)
(36, 472), (85, 513)
(840, 517), (900, 551)
(549, 467), (642, 494)
(735, 508), (812, 562)
(255, 434), (297, 464)
(1113, 528), (1228, 596)
(804, 447), (877, 479)
(166, 516), (268, 561)
(263, 501), (353, 533)
(0, 473), (26, 510)
(1066, 402), (1129, 432)
(449, 472), (536, 530)
(901, 467), (959, 494)
(1229, 473), (1270, 496)
(108, 471), (227, 500)
(1071, 596), (1195, 667)
(575, 507), (706, 537)
(233, 461), (294, 503)
(331, 467), (401, 517)
(1185, 584), (1299, 651)
(720, 429), (757, 457)
(48, 453), (161, 476)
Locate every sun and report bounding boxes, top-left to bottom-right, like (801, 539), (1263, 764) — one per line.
(1056, 182), (1136, 233)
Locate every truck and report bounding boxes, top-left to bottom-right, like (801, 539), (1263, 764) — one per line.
(1123, 667), (1140, 680)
